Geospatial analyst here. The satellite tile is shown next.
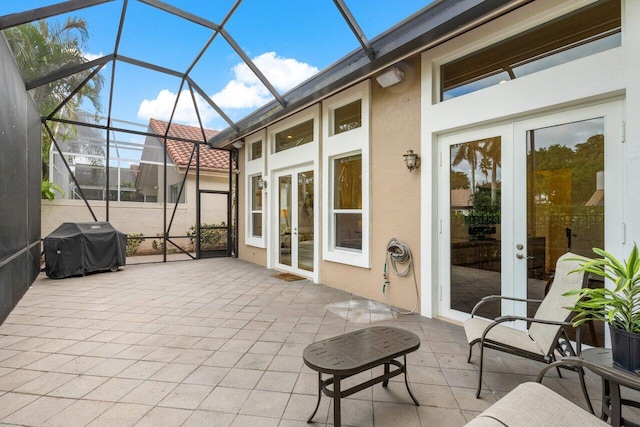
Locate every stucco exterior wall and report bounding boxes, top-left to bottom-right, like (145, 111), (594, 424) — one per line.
(235, 57), (422, 313)
(319, 56), (422, 312)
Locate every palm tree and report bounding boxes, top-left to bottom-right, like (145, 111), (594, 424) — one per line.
(4, 17), (104, 179)
(452, 140), (482, 192)
(483, 137), (501, 204)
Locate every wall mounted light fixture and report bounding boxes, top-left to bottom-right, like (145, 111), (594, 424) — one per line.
(403, 149), (420, 172)
(376, 66), (404, 88)
(257, 177), (267, 190)
(232, 139), (245, 149)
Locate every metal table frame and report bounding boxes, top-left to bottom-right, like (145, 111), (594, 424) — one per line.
(303, 326), (420, 426)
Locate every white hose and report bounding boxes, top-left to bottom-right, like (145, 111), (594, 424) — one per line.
(383, 238), (419, 315)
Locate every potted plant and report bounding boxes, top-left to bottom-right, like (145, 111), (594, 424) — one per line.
(565, 244), (640, 373)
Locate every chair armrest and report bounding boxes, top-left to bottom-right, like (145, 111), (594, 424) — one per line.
(536, 358), (584, 383)
(480, 316), (573, 343)
(495, 316), (573, 327)
(470, 295), (544, 317)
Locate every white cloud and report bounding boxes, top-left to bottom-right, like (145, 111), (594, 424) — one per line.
(137, 89), (217, 127)
(212, 51), (318, 109)
(84, 51), (104, 61)
(137, 52), (318, 128)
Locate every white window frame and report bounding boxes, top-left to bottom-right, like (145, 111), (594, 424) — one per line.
(244, 130), (266, 248)
(322, 80), (370, 268)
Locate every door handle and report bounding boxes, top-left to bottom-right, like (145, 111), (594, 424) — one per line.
(516, 253), (534, 260)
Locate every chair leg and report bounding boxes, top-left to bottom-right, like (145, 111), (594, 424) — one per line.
(467, 344), (473, 363)
(578, 366), (595, 415)
(476, 343), (485, 399)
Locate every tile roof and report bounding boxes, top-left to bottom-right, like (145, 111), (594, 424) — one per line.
(149, 118), (230, 171)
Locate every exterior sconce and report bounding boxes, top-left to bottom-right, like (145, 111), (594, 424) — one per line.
(232, 139), (245, 149)
(403, 149), (420, 172)
(257, 177), (267, 190)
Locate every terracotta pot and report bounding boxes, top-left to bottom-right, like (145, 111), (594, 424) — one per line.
(609, 323), (640, 373)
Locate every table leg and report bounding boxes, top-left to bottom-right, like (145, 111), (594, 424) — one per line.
(403, 355), (420, 406)
(383, 362), (390, 387)
(307, 372), (322, 423)
(334, 375), (341, 427)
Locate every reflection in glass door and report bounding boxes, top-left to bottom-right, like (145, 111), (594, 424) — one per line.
(277, 168), (314, 274)
(524, 118), (604, 345)
(449, 137), (502, 319)
(440, 103), (620, 326)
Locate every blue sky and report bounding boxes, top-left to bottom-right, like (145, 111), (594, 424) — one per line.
(1, 1), (433, 131)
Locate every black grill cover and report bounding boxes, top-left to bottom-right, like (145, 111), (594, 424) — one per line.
(44, 222), (126, 279)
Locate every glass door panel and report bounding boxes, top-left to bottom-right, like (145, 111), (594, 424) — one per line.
(450, 137), (502, 318)
(525, 118), (605, 345)
(297, 171), (314, 272)
(279, 175), (292, 267)
(276, 167), (315, 275)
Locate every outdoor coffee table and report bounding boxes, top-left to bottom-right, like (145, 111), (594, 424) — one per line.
(303, 326), (420, 426)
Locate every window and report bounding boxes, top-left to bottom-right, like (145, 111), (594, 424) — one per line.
(275, 119), (314, 153)
(441, 0), (621, 100)
(250, 175), (263, 238)
(250, 140), (262, 160)
(244, 130), (266, 248)
(169, 183), (185, 203)
(334, 100), (361, 135)
(322, 80), (370, 267)
(334, 154), (362, 250)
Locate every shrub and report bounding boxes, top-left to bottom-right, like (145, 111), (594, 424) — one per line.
(126, 233), (144, 256)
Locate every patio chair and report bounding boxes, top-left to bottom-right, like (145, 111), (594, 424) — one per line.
(464, 252), (592, 401)
(464, 381), (607, 426)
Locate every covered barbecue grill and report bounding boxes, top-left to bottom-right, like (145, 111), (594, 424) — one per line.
(44, 222), (126, 279)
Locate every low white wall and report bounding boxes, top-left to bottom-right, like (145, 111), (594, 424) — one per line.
(42, 200), (195, 252)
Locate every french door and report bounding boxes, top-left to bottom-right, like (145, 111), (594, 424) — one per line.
(438, 102), (622, 327)
(273, 165), (315, 276)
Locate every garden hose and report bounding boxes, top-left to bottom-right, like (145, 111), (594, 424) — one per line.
(382, 238), (419, 315)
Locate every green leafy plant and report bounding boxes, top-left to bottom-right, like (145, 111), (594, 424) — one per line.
(41, 179), (64, 200)
(565, 244), (640, 334)
(187, 223), (227, 250)
(126, 233), (144, 256)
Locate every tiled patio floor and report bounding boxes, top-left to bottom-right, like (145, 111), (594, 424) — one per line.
(0, 258), (632, 426)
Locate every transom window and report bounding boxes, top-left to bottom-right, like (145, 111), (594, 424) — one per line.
(441, 0), (621, 101)
(250, 140), (262, 160)
(334, 100), (362, 135)
(275, 119), (314, 153)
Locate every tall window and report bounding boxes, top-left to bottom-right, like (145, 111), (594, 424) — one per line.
(244, 130), (266, 248)
(250, 175), (263, 238)
(322, 80), (370, 267)
(334, 154), (362, 250)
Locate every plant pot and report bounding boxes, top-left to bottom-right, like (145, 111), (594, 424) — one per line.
(609, 323), (640, 373)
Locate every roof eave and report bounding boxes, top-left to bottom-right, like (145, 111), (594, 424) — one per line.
(208, 0), (529, 149)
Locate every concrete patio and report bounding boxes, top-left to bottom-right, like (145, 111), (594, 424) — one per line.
(0, 258), (619, 426)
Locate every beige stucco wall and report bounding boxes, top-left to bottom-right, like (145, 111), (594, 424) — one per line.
(236, 55), (422, 313)
(320, 56), (422, 312)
